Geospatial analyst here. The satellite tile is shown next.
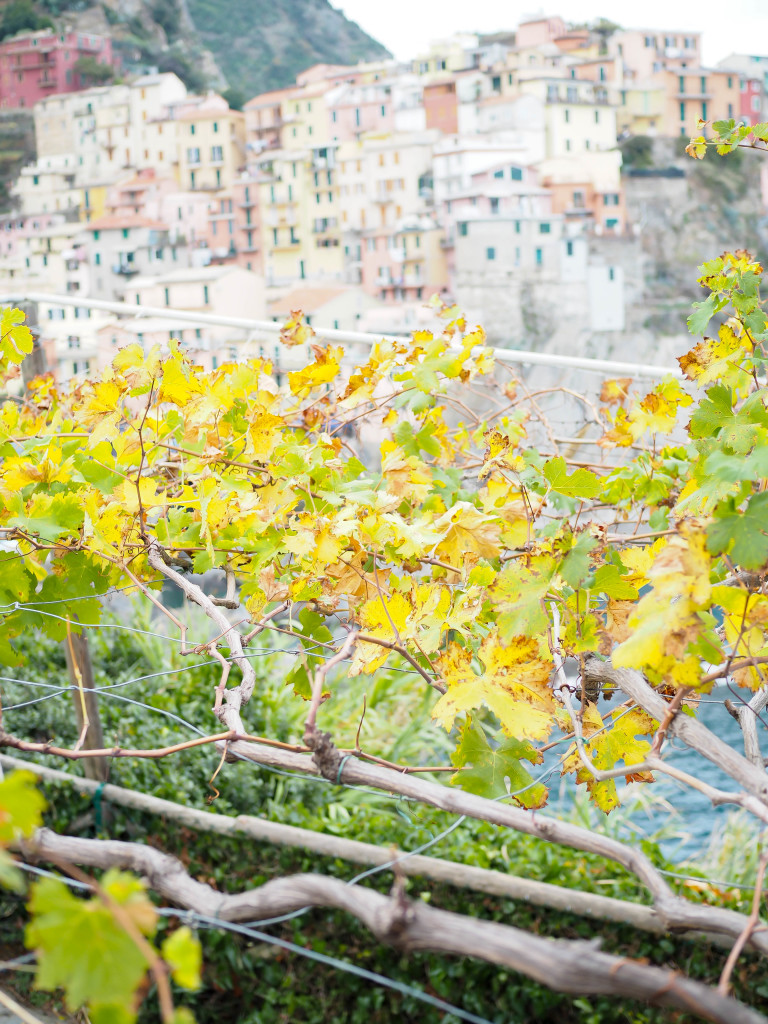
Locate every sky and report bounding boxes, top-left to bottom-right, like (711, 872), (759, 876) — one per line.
(334, 0), (768, 67)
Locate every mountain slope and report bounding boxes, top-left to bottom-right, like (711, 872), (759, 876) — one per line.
(185, 0), (390, 97)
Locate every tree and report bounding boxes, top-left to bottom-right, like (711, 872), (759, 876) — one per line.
(74, 55), (115, 84)
(2, 215), (768, 1022)
(0, 0), (53, 41)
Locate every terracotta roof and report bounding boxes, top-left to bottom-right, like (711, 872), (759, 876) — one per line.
(86, 215), (168, 231)
(268, 287), (347, 315)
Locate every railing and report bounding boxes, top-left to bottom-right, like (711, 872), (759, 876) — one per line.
(0, 290), (679, 380)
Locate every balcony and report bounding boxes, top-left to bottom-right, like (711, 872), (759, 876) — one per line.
(38, 78), (57, 88)
(112, 262), (139, 276)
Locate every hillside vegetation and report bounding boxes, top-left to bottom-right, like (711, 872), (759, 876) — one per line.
(0, 0), (389, 97)
(187, 0), (390, 96)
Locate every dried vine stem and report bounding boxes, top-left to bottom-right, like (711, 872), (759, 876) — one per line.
(22, 830), (768, 1024)
(0, 753), (700, 941)
(145, 543), (254, 727)
(220, 735), (768, 954)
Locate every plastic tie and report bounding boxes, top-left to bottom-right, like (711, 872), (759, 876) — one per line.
(335, 753), (353, 785)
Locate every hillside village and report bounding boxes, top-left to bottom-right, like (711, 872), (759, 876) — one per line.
(0, 13), (767, 383)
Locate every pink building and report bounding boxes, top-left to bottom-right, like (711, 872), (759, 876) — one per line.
(0, 29), (114, 110)
(740, 75), (763, 122)
(327, 80), (394, 142)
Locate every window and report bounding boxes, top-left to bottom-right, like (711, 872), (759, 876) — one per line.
(728, 76), (733, 89)
(486, 247), (496, 261)
(494, 169), (504, 178)
(510, 166), (522, 181)
(272, 228), (278, 245)
(535, 247), (542, 266)
(190, 124), (195, 135)
(458, 222), (468, 237)
(164, 288), (170, 306)
(490, 197), (500, 214)
(203, 285), (209, 304)
(187, 147), (200, 164)
(728, 103), (733, 117)
(566, 240), (573, 256)
(565, 139), (571, 151)
(93, 230), (99, 240)
(211, 145), (223, 162)
(213, 121), (218, 133)
(564, 109), (570, 123)
(679, 101), (685, 122)
(702, 101), (707, 119)
(190, 172), (196, 187)
(606, 218), (619, 229)
(381, 105), (386, 116)
(679, 75), (685, 93)
(603, 193), (619, 206)
(67, 336), (80, 349)
(700, 76), (707, 93)
(594, 110), (600, 123)
(94, 253), (100, 265)
(608, 267), (615, 280)
(539, 222), (551, 234)
(599, 66), (606, 82)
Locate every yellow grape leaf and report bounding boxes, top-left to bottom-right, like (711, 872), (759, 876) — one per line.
(434, 502), (502, 565)
(627, 379), (692, 440)
(115, 477), (160, 516)
(288, 345), (342, 396)
(432, 632), (555, 742)
(280, 309), (315, 347)
(113, 343), (161, 390)
(712, 585), (768, 689)
(157, 352), (205, 405)
(562, 705), (655, 813)
(678, 323), (749, 387)
(599, 378), (632, 406)
(0, 307), (34, 366)
(613, 528), (712, 686)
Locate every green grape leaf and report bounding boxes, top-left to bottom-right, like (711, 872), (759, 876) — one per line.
(543, 457), (601, 499)
(0, 771), (46, 844)
(687, 293), (721, 335)
(591, 564), (638, 600)
(450, 717), (547, 808)
(707, 493), (768, 569)
(0, 850), (25, 893)
(161, 926), (202, 991)
(559, 532), (597, 589)
(26, 870), (156, 1013)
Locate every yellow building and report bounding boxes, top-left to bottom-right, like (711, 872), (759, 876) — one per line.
(255, 147), (343, 287)
(279, 87), (331, 151)
(178, 99), (246, 191)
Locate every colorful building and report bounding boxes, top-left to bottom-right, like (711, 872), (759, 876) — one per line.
(0, 29), (115, 110)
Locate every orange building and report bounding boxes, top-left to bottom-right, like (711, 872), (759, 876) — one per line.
(653, 67), (742, 135)
(423, 79), (459, 134)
